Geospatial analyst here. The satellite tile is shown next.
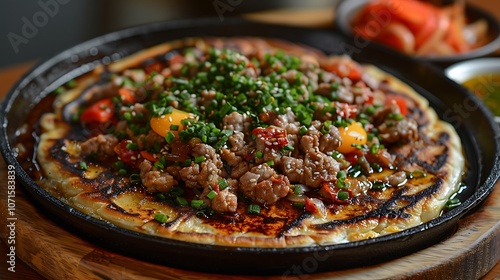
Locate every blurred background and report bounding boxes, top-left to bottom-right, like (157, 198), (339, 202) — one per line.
(0, 0), (337, 68)
(1, 0), (498, 69)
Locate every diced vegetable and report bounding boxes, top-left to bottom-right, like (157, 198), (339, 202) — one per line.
(118, 88), (136, 104)
(114, 140), (139, 165)
(140, 150), (159, 162)
(80, 98), (114, 124)
(385, 95), (408, 115)
(305, 198), (327, 218)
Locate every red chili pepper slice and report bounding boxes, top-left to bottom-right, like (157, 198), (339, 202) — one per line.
(80, 98), (115, 124)
(252, 127), (288, 150)
(140, 150), (160, 162)
(385, 95), (408, 116)
(118, 88), (136, 104)
(321, 182), (353, 204)
(114, 140), (139, 165)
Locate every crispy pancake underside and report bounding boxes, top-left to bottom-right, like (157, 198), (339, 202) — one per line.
(34, 38), (464, 247)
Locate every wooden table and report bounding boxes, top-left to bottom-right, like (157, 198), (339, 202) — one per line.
(1, 1), (500, 278)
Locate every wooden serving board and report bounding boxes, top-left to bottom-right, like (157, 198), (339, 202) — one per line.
(0, 157), (499, 280)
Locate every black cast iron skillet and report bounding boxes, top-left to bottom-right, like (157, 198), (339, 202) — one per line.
(1, 18), (499, 275)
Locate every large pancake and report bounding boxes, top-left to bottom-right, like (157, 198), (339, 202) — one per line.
(33, 37), (464, 247)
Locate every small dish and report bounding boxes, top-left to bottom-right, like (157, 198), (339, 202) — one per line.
(445, 57), (500, 123)
(334, 0), (500, 65)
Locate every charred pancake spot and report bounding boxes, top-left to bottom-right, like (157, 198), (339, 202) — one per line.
(106, 202), (138, 215)
(403, 132), (450, 174)
(278, 212), (311, 238)
(202, 201), (303, 237)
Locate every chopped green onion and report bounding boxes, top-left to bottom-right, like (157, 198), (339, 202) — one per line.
(191, 199), (205, 209)
(348, 164), (362, 178)
(153, 161), (165, 170)
(336, 170), (347, 180)
(370, 144), (379, 154)
(255, 151), (263, 159)
(371, 163), (383, 173)
(321, 120), (332, 134)
(337, 191), (349, 200)
(445, 197), (461, 210)
(367, 133), (375, 142)
(336, 179), (347, 189)
(129, 173), (141, 183)
(207, 190), (217, 200)
(293, 185), (304, 195)
(118, 169), (127, 176)
(218, 178), (228, 190)
(181, 118), (193, 126)
(299, 126), (308, 136)
(169, 187), (184, 196)
(155, 193), (166, 201)
(330, 82), (340, 90)
(126, 142), (138, 150)
(371, 181), (386, 190)
(365, 106), (376, 115)
(331, 151), (342, 159)
(165, 131), (176, 144)
(194, 155), (206, 164)
(247, 204), (261, 215)
(388, 113), (404, 121)
(176, 196), (188, 206)
(170, 124), (179, 131)
(123, 111), (132, 121)
(220, 129), (233, 137)
(407, 170), (427, 179)
(283, 144), (295, 151)
(266, 160), (275, 166)
(154, 213), (168, 223)
(183, 159), (192, 166)
(78, 161), (87, 170)
(293, 202), (305, 209)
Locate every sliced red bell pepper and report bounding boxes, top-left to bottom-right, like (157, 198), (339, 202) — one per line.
(385, 95), (408, 116)
(114, 140), (139, 165)
(80, 98), (115, 124)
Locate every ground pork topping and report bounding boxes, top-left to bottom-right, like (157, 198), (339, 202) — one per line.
(73, 40), (424, 215)
(240, 164), (291, 205)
